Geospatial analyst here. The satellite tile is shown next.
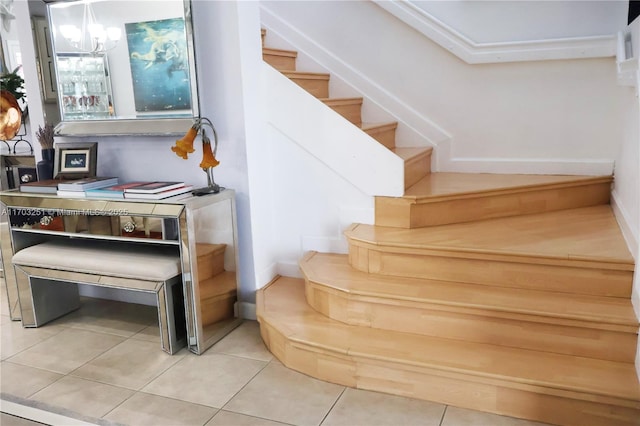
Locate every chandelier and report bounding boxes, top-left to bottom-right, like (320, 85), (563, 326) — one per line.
(57, 1), (121, 54)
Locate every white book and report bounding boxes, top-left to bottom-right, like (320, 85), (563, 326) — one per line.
(56, 190), (86, 198)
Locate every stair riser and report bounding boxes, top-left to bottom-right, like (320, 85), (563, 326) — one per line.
(364, 126), (396, 150)
(305, 283), (638, 363)
(375, 181), (612, 228)
(197, 250), (226, 282)
(263, 53), (297, 71)
(324, 101), (362, 126)
(348, 244), (634, 297)
(285, 75), (329, 98)
(200, 291), (236, 326)
(259, 318), (640, 426)
(404, 151), (431, 190)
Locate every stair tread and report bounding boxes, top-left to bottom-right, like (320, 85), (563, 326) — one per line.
(262, 47), (298, 57)
(392, 147), (433, 160)
(402, 172), (612, 201)
(281, 71), (330, 79)
(361, 122), (398, 131)
(260, 277), (640, 403)
(195, 243), (226, 258)
(199, 271), (237, 299)
(319, 97), (363, 105)
(347, 205), (634, 267)
(301, 251), (639, 329)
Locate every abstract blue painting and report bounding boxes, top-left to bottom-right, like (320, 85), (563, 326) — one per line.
(125, 17), (191, 113)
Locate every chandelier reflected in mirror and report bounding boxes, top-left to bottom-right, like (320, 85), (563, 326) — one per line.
(57, 0), (121, 54)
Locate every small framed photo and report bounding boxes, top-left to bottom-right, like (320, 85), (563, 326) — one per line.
(54, 142), (97, 179)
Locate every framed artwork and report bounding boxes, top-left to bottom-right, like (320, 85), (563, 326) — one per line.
(125, 17), (192, 114)
(54, 142), (97, 178)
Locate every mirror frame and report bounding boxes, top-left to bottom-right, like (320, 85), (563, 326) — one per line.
(47, 0), (199, 136)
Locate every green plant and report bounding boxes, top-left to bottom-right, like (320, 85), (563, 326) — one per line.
(0, 66), (25, 101)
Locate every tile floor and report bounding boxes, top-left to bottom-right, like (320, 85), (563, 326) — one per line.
(0, 277), (551, 426)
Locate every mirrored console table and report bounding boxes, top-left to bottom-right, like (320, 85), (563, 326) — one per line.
(0, 189), (241, 354)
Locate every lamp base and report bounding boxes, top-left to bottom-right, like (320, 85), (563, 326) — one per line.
(192, 184), (222, 196)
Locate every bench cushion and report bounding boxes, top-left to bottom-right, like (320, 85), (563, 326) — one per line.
(12, 240), (180, 282)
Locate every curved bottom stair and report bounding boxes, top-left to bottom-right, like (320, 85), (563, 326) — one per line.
(257, 277), (640, 426)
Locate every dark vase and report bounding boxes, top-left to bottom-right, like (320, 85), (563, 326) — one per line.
(37, 148), (55, 181)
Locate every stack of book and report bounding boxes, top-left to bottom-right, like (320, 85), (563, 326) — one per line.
(56, 177), (119, 198)
(19, 179), (64, 194)
(19, 177), (118, 196)
(87, 182), (193, 200)
(19, 178), (193, 200)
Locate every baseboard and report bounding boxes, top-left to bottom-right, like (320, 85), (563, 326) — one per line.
(276, 261), (303, 279)
(611, 189), (639, 261)
(236, 301), (257, 321)
(256, 262), (278, 290)
(437, 140), (616, 176)
(373, 0), (616, 64)
(302, 235), (348, 254)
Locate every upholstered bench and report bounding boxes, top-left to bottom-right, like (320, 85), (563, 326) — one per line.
(11, 239), (185, 354)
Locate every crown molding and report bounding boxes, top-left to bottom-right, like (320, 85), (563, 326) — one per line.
(373, 0), (617, 64)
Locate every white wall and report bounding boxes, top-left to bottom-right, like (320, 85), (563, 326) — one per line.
(262, 0), (627, 175)
(412, 1), (627, 43)
(613, 16), (640, 380)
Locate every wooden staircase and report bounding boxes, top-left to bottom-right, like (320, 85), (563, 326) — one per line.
(262, 31), (432, 191)
(258, 30), (640, 426)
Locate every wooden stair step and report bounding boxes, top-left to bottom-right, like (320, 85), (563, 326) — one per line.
(392, 147), (432, 189)
(376, 172), (613, 228)
(301, 251), (638, 362)
(261, 28), (266, 46)
(347, 205), (635, 297)
(257, 277), (640, 426)
(281, 71), (330, 98)
(320, 97), (363, 126)
(263, 47), (298, 71)
(196, 243), (226, 281)
(199, 271), (237, 326)
(362, 122), (397, 150)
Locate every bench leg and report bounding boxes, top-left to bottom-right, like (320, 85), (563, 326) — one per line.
(157, 276), (186, 354)
(14, 266), (80, 327)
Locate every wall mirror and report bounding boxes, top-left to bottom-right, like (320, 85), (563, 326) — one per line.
(47, 0), (199, 136)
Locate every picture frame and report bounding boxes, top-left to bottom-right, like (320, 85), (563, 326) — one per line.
(54, 142), (97, 179)
(125, 17), (192, 114)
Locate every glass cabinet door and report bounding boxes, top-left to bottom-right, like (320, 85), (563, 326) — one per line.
(56, 53), (115, 120)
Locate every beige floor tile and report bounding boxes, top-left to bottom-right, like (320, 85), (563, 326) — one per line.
(1, 320), (65, 360)
(206, 410), (290, 426)
(441, 406), (551, 426)
(30, 376), (133, 419)
(50, 298), (157, 338)
(209, 321), (274, 362)
(321, 387), (445, 426)
(142, 352), (266, 408)
(130, 324), (161, 343)
(71, 339), (185, 390)
(1, 314), (10, 325)
(0, 294), (11, 317)
(0, 361), (63, 398)
(7, 328), (125, 374)
(224, 363), (345, 426)
(0, 412), (46, 426)
(104, 391), (217, 426)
